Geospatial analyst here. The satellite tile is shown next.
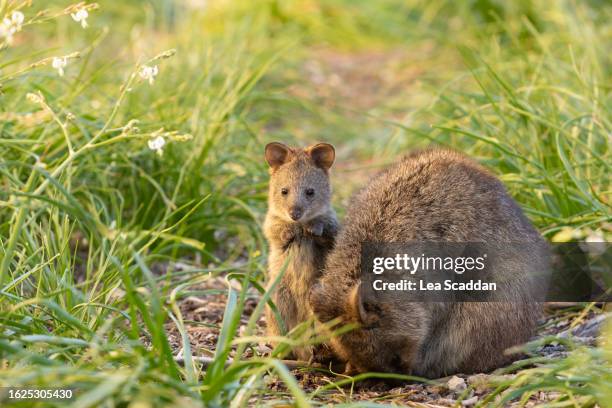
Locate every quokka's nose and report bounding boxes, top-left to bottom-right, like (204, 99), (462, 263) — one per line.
(289, 207), (303, 221)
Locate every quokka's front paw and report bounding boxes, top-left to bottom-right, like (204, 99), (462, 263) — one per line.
(280, 227), (297, 244)
(305, 220), (325, 237)
(310, 343), (336, 364)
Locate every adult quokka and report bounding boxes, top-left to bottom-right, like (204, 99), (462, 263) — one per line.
(310, 149), (548, 377)
(264, 142), (339, 361)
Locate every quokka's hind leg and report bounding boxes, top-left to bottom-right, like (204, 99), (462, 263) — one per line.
(265, 288), (302, 359)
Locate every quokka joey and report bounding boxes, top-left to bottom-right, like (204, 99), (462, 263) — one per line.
(263, 142), (339, 361)
(309, 149), (548, 377)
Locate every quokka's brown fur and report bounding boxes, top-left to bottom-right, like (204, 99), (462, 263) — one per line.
(263, 142), (339, 361)
(309, 149), (548, 378)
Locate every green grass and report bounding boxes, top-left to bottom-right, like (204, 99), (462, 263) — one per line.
(0, 0), (610, 407)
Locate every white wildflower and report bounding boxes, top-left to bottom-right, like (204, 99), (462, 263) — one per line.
(71, 8), (89, 29)
(52, 57), (68, 76)
(0, 10), (25, 44)
(26, 92), (44, 104)
(148, 135), (166, 156)
(139, 65), (159, 85)
(11, 11), (24, 25)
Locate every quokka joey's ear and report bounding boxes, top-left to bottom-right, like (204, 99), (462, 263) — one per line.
(265, 142), (291, 169)
(349, 283), (380, 327)
(307, 143), (335, 170)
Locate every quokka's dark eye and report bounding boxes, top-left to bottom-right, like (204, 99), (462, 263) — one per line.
(305, 188), (315, 197)
(281, 188), (289, 196)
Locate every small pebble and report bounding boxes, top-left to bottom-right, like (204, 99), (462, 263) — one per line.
(447, 375), (466, 392)
(461, 396), (478, 406)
